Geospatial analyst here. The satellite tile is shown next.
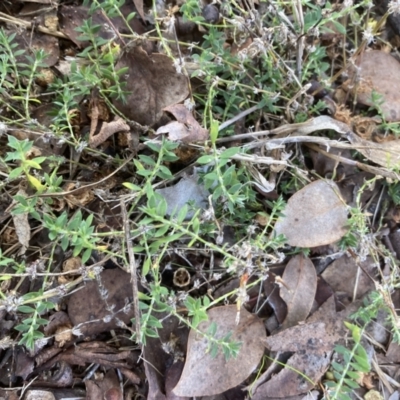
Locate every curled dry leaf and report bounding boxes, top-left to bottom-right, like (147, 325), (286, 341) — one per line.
(12, 189), (30, 254)
(173, 305), (266, 397)
(113, 46), (189, 126)
(346, 131), (400, 168)
(156, 104), (209, 143)
(280, 255), (317, 329)
(347, 50), (400, 122)
(274, 180), (348, 247)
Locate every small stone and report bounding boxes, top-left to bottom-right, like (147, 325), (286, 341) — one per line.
(202, 4), (219, 24)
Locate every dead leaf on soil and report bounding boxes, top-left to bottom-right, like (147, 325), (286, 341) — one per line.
(14, 348), (34, 380)
(86, 369), (123, 400)
(63, 182), (94, 208)
(60, 5), (144, 48)
(280, 255), (317, 329)
(173, 305), (266, 397)
(156, 104), (209, 143)
(67, 268), (138, 336)
(262, 272), (287, 324)
(346, 131), (400, 168)
(347, 50), (400, 122)
(274, 180), (348, 247)
(143, 312), (189, 400)
(254, 296), (341, 398)
(113, 46), (189, 126)
(7, 28), (59, 67)
(321, 255), (376, 302)
(155, 173), (209, 219)
(132, 0), (145, 22)
(253, 350), (331, 399)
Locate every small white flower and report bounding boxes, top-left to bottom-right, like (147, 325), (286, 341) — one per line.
(388, 0), (400, 14)
(247, 224), (257, 235)
(184, 98), (195, 111)
(0, 121), (7, 136)
(173, 58), (184, 74)
(76, 141), (87, 153)
(228, 80), (238, 91)
(342, 0), (353, 9)
(212, 273), (222, 281)
(362, 25), (375, 45)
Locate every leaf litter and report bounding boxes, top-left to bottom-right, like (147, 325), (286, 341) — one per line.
(0, 1), (400, 400)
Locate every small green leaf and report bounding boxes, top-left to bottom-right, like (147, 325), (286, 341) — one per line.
(210, 119), (219, 144)
(8, 167), (23, 180)
(220, 147), (240, 159)
(17, 305), (35, 313)
(123, 182), (141, 191)
(197, 155), (214, 164)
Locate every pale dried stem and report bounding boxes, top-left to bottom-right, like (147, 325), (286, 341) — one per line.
(120, 200), (141, 344)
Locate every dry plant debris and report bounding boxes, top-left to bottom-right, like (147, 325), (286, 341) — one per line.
(0, 0), (400, 400)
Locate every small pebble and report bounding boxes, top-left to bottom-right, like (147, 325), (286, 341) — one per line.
(202, 4), (219, 24)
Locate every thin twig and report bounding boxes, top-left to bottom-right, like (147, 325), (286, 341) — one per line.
(0, 12), (70, 40)
(218, 104), (261, 131)
(120, 200), (141, 344)
(31, 155), (134, 199)
(305, 143), (400, 180)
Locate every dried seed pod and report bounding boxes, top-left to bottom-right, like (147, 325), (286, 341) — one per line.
(202, 4), (219, 24)
(173, 268), (191, 287)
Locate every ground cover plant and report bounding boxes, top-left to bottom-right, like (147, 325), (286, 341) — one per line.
(0, 0), (400, 399)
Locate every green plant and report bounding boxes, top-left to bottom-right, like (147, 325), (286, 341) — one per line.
(325, 322), (371, 400)
(5, 135), (47, 190)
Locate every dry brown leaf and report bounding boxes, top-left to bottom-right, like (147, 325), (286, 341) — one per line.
(156, 104), (209, 143)
(274, 180), (348, 247)
(280, 255), (317, 329)
(86, 370), (123, 400)
(173, 305), (266, 397)
(67, 269), (138, 336)
(113, 47), (189, 126)
(254, 297), (341, 399)
(263, 272), (287, 324)
(253, 349), (331, 398)
(346, 131), (400, 168)
(321, 255), (376, 302)
(12, 189), (31, 254)
(60, 5), (144, 48)
(132, 0), (145, 21)
(348, 50), (400, 122)
(143, 312), (189, 400)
